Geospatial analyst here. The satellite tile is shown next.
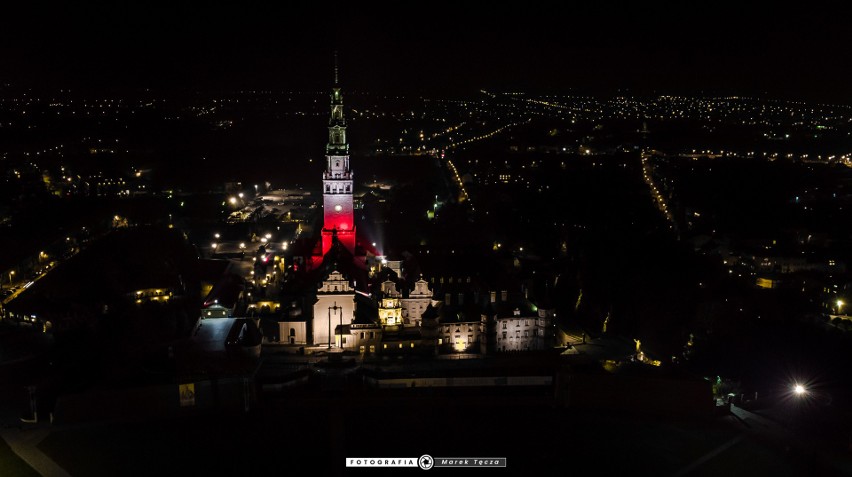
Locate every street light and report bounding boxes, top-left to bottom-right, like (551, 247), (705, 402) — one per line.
(794, 384), (807, 396)
(7, 271), (14, 288)
(328, 303), (342, 350)
(836, 299), (845, 314)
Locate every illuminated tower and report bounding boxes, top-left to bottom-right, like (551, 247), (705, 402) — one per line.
(321, 60), (355, 255)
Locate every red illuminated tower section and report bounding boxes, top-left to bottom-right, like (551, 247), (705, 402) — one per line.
(321, 81), (355, 256)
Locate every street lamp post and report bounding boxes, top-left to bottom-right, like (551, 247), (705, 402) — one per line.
(328, 303), (342, 350)
(8, 271), (14, 289)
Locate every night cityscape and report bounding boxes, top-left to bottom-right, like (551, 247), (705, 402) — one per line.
(2, 4), (852, 476)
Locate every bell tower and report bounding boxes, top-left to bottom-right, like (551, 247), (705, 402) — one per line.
(321, 54), (355, 255)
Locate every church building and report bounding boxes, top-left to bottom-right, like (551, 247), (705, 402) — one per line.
(271, 64), (554, 355)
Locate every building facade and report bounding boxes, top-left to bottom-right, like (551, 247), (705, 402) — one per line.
(312, 270), (355, 347)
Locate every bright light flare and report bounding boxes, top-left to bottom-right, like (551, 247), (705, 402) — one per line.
(794, 384), (806, 396)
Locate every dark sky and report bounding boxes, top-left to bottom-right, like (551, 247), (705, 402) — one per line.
(2, 2), (850, 100)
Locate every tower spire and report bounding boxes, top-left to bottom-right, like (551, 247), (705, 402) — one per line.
(333, 51), (339, 85)
(326, 57), (347, 156)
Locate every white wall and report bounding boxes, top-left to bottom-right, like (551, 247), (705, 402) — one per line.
(279, 321), (307, 345)
(313, 294), (355, 346)
(495, 316), (548, 351)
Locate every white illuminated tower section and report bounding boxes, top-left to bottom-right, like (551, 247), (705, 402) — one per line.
(321, 80), (355, 255)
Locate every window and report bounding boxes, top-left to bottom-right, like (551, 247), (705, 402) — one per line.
(516, 330), (520, 338)
(533, 329), (538, 337)
(410, 342), (414, 348)
(290, 328), (295, 336)
(370, 345), (376, 353)
(468, 334), (473, 342)
(370, 332), (375, 339)
(525, 320), (529, 326)
(360, 332), (365, 339)
(523, 330), (528, 337)
(399, 343), (403, 349)
(438, 338), (443, 345)
(342, 337), (347, 344)
(502, 332), (507, 339)
(359, 345), (365, 353)
(383, 344), (387, 349)
(502, 322), (507, 329)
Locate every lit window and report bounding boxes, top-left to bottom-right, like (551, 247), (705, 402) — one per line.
(383, 344), (387, 349)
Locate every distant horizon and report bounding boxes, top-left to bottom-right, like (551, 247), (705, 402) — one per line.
(2, 82), (850, 105)
(2, 3), (850, 103)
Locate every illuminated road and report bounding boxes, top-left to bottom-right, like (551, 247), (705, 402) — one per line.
(445, 159), (472, 209)
(641, 151), (676, 229)
(444, 119), (530, 151)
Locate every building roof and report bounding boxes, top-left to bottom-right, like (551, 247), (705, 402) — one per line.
(381, 327), (423, 342)
(353, 292), (379, 325)
(311, 234), (368, 292)
(492, 298), (539, 319)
